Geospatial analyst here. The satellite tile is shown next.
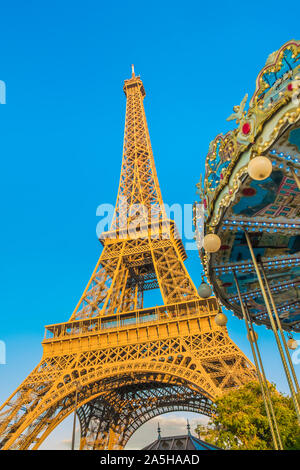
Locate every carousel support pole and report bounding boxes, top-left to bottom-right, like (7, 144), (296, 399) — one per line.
(244, 303), (283, 450)
(244, 231), (300, 425)
(258, 257), (300, 396)
(290, 167), (300, 191)
(233, 271), (280, 450)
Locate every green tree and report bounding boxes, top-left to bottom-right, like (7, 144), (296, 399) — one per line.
(195, 381), (300, 450)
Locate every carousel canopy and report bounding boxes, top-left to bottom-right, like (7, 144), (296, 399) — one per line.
(199, 40), (300, 332)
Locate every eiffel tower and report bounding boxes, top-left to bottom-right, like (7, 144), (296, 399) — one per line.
(0, 68), (256, 450)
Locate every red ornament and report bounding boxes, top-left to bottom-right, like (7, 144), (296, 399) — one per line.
(203, 198), (207, 209)
(288, 83), (293, 91)
(242, 122), (251, 135)
(220, 173), (223, 180)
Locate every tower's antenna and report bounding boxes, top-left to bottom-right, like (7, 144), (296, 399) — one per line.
(131, 64), (135, 77)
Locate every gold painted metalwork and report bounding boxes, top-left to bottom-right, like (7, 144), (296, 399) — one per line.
(0, 70), (256, 450)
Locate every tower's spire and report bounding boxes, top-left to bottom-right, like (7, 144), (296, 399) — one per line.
(113, 68), (166, 230)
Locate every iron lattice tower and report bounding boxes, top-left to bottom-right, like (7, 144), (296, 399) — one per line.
(0, 69), (256, 450)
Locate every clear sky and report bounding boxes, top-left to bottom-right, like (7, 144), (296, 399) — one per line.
(0, 0), (299, 449)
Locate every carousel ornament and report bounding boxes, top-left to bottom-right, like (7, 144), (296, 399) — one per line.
(195, 174), (204, 201)
(203, 233), (221, 253)
(226, 94), (248, 124)
(215, 313), (228, 327)
(196, 174), (208, 210)
(242, 122), (251, 135)
(247, 156), (272, 180)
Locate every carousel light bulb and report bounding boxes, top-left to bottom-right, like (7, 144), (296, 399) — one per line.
(287, 338), (298, 350)
(215, 313), (228, 327)
(203, 233), (221, 253)
(197, 282), (212, 298)
(248, 156), (273, 181)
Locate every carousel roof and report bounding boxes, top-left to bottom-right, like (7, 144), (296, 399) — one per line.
(142, 433), (220, 450)
(197, 39), (300, 332)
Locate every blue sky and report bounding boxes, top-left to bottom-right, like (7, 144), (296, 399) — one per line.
(0, 0), (299, 449)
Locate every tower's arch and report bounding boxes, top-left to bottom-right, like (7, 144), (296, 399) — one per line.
(0, 337), (254, 451)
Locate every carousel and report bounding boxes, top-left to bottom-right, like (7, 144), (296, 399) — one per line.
(195, 39), (300, 449)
